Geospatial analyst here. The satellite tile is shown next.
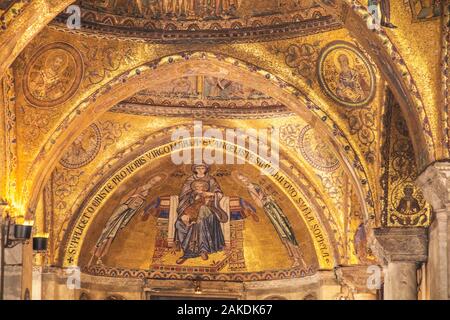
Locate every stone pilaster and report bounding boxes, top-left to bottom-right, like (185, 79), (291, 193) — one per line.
(416, 161), (450, 299)
(374, 227), (428, 300)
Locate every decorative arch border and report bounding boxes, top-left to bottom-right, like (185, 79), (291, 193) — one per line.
(0, 0), (72, 83)
(0, 0), (31, 31)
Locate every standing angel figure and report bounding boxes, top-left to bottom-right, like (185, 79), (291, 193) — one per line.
(88, 175), (163, 266)
(236, 173), (305, 267)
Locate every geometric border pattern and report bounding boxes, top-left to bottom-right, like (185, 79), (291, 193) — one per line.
(83, 265), (317, 282)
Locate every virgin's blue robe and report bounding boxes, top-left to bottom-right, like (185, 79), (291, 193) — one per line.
(175, 174), (227, 259)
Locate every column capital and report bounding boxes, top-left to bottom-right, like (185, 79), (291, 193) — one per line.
(374, 228), (428, 263)
(335, 265), (380, 294)
(416, 161), (450, 210)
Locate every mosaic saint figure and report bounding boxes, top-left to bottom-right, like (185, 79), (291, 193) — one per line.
(309, 130), (338, 168)
(335, 54), (370, 104)
(413, 0), (441, 19)
(157, 0), (190, 16)
(115, 0), (136, 14)
(173, 0), (186, 16)
(205, 77), (224, 97)
(160, 0), (174, 14)
(135, 0), (145, 14)
(237, 173), (305, 267)
(396, 185), (421, 215)
(205, 77), (244, 99)
(29, 51), (71, 101)
(184, 0), (197, 15)
(215, 0), (225, 15)
(368, 0), (397, 28)
(224, 0), (240, 14)
(171, 77), (193, 96)
(175, 163), (228, 265)
(135, 0), (160, 16)
(88, 175), (163, 266)
(61, 127), (98, 167)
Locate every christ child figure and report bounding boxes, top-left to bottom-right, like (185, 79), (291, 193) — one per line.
(180, 180), (214, 226)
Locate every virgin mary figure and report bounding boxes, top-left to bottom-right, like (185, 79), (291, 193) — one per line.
(174, 163), (228, 265)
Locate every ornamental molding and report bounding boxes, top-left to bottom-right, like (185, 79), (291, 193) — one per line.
(50, 16), (342, 44)
(111, 102), (293, 119)
(82, 264), (317, 282)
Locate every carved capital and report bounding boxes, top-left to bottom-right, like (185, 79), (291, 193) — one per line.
(416, 161), (450, 210)
(335, 265), (380, 293)
(374, 228), (428, 263)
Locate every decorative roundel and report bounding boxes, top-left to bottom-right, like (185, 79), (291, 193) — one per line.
(317, 41), (376, 108)
(298, 125), (339, 172)
(60, 124), (102, 169)
(23, 42), (83, 108)
(391, 183), (426, 217)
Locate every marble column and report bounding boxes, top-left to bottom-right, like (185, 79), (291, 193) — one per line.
(374, 227), (428, 300)
(416, 161), (450, 300)
(335, 266), (379, 300)
(32, 266), (42, 300)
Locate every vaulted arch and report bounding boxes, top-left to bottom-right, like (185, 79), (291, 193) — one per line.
(19, 52), (375, 239)
(58, 129), (343, 270)
(0, 0), (441, 301)
(0, 0), (437, 171)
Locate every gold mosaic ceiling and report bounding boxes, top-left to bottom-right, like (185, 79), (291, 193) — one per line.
(78, 0), (328, 21)
(0, 0), (441, 282)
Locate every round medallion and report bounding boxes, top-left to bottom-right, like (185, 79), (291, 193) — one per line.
(60, 124), (102, 169)
(298, 125), (339, 172)
(317, 41), (376, 108)
(391, 183), (425, 217)
(23, 42), (83, 108)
